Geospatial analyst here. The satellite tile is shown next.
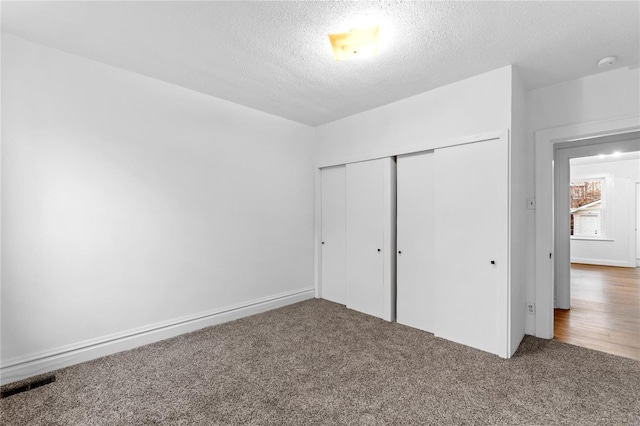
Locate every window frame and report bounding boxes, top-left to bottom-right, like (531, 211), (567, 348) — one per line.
(569, 174), (610, 240)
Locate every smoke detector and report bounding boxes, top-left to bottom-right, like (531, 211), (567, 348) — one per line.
(597, 56), (617, 68)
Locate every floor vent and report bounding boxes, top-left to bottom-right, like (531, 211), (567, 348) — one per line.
(1, 375), (56, 398)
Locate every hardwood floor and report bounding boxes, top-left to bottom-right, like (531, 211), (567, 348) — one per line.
(554, 263), (640, 361)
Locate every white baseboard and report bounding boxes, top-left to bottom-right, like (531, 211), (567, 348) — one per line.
(570, 258), (635, 268)
(1, 287), (314, 386)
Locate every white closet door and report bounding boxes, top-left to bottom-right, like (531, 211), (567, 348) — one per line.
(346, 159), (386, 319)
(321, 165), (346, 304)
(434, 138), (508, 356)
(397, 151), (435, 332)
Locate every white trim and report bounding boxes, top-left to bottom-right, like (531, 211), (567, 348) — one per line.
(637, 182), (640, 268)
(627, 179), (638, 269)
(314, 167), (322, 299)
(570, 259), (635, 267)
(0, 287), (315, 385)
(505, 130), (513, 358)
(317, 130), (505, 168)
(570, 237), (613, 242)
(534, 115), (640, 339)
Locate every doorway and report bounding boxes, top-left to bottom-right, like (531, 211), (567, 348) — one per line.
(534, 116), (640, 341)
(553, 137), (639, 309)
(553, 150), (640, 360)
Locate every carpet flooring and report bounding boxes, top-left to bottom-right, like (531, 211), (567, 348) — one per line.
(1, 299), (639, 425)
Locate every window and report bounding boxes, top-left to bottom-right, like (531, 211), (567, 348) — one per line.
(570, 178), (605, 238)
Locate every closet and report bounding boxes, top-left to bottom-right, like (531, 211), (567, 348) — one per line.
(320, 134), (516, 358)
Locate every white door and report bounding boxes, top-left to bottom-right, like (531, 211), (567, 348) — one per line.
(553, 150), (571, 309)
(346, 159), (385, 318)
(321, 166), (346, 304)
(397, 151), (435, 332)
(434, 138), (508, 356)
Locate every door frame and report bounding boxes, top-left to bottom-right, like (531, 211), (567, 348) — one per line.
(553, 137), (640, 309)
(534, 115), (640, 338)
(637, 182), (640, 267)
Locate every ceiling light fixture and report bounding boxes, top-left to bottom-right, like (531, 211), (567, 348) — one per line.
(597, 56), (617, 68)
(328, 26), (379, 61)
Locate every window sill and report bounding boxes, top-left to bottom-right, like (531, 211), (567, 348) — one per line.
(570, 237), (613, 242)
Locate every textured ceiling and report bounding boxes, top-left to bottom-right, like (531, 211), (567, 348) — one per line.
(2, 1), (639, 126)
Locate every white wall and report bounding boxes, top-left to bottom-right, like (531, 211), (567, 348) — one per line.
(316, 66), (512, 166)
(570, 158), (640, 267)
(1, 35), (315, 379)
(526, 66), (640, 335)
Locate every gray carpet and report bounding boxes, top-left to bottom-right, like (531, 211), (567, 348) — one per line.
(1, 299), (639, 425)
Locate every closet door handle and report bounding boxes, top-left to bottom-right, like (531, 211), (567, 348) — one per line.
(490, 260), (496, 265)
(398, 251), (402, 254)
(377, 249), (381, 252)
